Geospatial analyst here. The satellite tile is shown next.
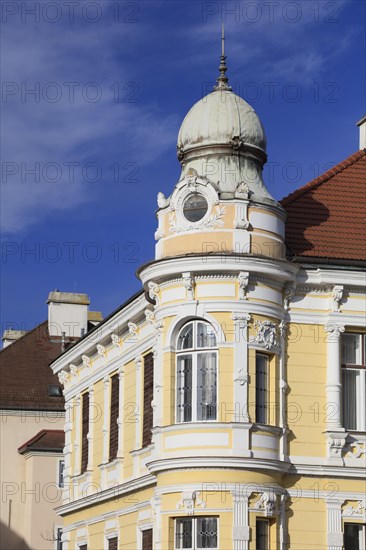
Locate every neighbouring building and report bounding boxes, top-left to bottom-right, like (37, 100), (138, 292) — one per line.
(50, 49), (365, 550)
(0, 291), (102, 550)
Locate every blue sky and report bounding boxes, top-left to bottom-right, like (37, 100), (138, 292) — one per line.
(1, 0), (365, 331)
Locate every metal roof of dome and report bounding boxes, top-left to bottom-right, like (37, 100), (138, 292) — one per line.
(177, 89), (266, 154)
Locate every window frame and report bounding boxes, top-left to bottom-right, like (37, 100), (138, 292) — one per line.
(57, 459), (65, 488)
(174, 516), (219, 550)
(176, 320), (218, 424)
(255, 353), (270, 425)
(109, 372), (119, 461)
(256, 518), (270, 550)
(80, 391), (89, 474)
(55, 527), (63, 550)
(341, 333), (366, 432)
(343, 522), (366, 550)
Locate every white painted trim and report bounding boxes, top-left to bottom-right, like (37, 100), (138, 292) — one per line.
(139, 256), (298, 286)
(56, 474), (156, 516)
(62, 335), (155, 400)
(51, 293), (149, 372)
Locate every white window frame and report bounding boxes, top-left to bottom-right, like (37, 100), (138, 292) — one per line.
(174, 516), (219, 550)
(341, 333), (366, 432)
(176, 320), (218, 424)
(58, 459), (65, 488)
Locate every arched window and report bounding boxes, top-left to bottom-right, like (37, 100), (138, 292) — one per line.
(176, 320), (218, 423)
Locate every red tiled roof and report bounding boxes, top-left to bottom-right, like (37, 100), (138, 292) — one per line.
(0, 321), (68, 410)
(281, 149), (366, 262)
(18, 429), (64, 454)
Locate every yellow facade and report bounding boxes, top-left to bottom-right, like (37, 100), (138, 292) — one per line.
(51, 61), (365, 550)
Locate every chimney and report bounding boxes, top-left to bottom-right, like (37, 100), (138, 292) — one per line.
(47, 291), (90, 338)
(2, 329), (28, 348)
(357, 115), (366, 149)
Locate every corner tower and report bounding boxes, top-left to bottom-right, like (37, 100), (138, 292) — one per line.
(153, 37), (285, 263)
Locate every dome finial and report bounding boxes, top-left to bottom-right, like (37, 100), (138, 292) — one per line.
(214, 23), (232, 91)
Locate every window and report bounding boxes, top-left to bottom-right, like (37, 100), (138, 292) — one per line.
(81, 392), (89, 473)
(48, 385), (62, 397)
(175, 517), (218, 549)
(183, 194), (208, 222)
(56, 528), (63, 550)
(176, 321), (217, 423)
(108, 537), (118, 550)
(256, 519), (269, 550)
(58, 460), (65, 488)
(256, 354), (269, 424)
(109, 373), (119, 461)
(344, 523), (366, 550)
(142, 352), (154, 447)
(142, 529), (153, 550)
(79, 545), (87, 550)
(341, 333), (366, 431)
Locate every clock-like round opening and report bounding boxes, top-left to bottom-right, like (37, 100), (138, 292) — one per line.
(183, 194), (208, 222)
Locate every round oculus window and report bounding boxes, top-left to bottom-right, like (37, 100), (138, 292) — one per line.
(183, 194), (208, 222)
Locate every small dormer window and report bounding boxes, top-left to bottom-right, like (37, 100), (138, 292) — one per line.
(183, 194), (208, 222)
(47, 385), (62, 397)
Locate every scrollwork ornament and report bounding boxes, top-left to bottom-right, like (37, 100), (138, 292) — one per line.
(127, 322), (138, 342)
(254, 492), (277, 517)
(254, 320), (278, 350)
(324, 322), (345, 341)
(182, 272), (195, 300)
(332, 285), (344, 312)
(69, 364), (78, 378)
(111, 333), (123, 352)
(148, 281), (160, 302)
(58, 370), (69, 386)
(238, 271), (249, 300)
(82, 355), (92, 369)
(284, 285), (296, 311)
(96, 344), (107, 362)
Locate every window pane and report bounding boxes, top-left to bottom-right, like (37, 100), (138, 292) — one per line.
(344, 523), (361, 550)
(196, 517), (217, 549)
(342, 334), (362, 365)
(177, 355), (193, 422)
(197, 323), (217, 348)
(256, 519), (269, 550)
(342, 369), (359, 430)
(197, 353), (217, 421)
(178, 323), (194, 350)
(256, 355), (268, 424)
(176, 518), (192, 549)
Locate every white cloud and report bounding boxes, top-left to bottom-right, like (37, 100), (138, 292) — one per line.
(1, 10), (178, 234)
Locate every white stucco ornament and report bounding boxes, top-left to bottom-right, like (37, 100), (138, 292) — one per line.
(82, 355), (92, 369)
(254, 320), (278, 350)
(176, 491), (206, 516)
(168, 177), (224, 234)
(111, 333), (122, 352)
(254, 492), (277, 517)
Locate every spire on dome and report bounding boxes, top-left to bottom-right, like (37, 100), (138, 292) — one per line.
(214, 23), (232, 91)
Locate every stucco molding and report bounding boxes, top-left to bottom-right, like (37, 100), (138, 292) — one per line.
(176, 490), (206, 515)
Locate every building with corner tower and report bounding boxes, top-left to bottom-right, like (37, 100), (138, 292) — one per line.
(50, 44), (366, 550)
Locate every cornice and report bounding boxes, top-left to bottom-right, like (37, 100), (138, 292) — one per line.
(138, 255), (298, 286)
(298, 268), (366, 288)
(63, 334), (155, 400)
(146, 456), (292, 475)
(51, 293), (149, 374)
(55, 474), (156, 516)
